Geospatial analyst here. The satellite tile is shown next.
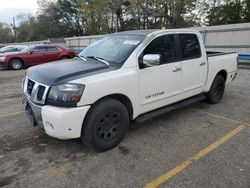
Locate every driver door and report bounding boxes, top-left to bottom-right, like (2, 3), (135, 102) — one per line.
(25, 46), (47, 65)
(138, 34), (183, 114)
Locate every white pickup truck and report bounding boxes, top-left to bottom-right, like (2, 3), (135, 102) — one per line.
(22, 29), (238, 151)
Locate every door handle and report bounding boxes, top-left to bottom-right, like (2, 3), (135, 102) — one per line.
(172, 67), (182, 72)
(200, 62), (206, 66)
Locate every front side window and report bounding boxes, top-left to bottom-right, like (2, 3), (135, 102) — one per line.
(179, 34), (201, 60)
(143, 34), (176, 64)
(17, 47), (26, 51)
(47, 46), (60, 52)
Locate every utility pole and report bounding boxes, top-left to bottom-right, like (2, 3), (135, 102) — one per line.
(146, 0), (149, 29)
(111, 0), (114, 33)
(12, 17), (17, 42)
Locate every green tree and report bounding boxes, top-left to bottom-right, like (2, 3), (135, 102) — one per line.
(9, 0), (250, 42)
(243, 0), (250, 21)
(0, 23), (14, 43)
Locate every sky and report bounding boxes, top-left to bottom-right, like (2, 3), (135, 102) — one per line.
(0, 0), (38, 25)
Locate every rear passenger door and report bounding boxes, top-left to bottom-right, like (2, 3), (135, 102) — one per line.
(178, 33), (207, 96)
(45, 46), (61, 62)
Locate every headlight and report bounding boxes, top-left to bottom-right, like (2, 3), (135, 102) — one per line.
(46, 84), (85, 107)
(0, 56), (6, 61)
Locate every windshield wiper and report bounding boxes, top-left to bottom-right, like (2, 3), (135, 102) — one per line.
(78, 55), (87, 61)
(86, 56), (110, 66)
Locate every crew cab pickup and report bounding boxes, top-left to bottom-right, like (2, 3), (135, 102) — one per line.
(22, 29), (238, 151)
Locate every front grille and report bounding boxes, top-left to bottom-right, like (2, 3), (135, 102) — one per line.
(24, 77), (50, 105)
(37, 86), (46, 101)
(27, 79), (35, 95)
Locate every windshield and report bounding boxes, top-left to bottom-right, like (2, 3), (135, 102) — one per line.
(79, 35), (145, 66)
(21, 46), (33, 53)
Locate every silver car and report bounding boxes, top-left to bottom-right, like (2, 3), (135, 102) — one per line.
(0, 45), (28, 54)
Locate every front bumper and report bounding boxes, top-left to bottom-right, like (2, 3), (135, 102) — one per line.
(0, 60), (8, 67)
(23, 94), (90, 139)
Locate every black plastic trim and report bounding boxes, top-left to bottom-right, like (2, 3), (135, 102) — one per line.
(136, 95), (207, 123)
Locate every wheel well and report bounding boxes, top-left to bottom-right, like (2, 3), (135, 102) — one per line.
(60, 55), (70, 59)
(96, 94), (133, 121)
(8, 57), (24, 67)
(217, 70), (227, 82)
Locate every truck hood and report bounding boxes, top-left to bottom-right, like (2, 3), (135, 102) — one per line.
(26, 57), (116, 86)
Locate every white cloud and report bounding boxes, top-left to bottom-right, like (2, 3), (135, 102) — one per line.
(0, 0), (38, 24)
(0, 0), (38, 10)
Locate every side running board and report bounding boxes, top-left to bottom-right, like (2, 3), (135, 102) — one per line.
(136, 95), (207, 123)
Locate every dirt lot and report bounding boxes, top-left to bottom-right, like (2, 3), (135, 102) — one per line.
(0, 67), (249, 188)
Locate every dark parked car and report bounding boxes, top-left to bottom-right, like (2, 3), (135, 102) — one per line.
(0, 45), (76, 70)
(0, 45), (28, 54)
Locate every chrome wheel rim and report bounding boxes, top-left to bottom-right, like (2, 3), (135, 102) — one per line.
(12, 60), (22, 69)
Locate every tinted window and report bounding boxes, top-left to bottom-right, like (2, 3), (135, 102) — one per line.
(143, 34), (176, 64)
(179, 34), (201, 60)
(33, 46), (47, 52)
(47, 46), (60, 52)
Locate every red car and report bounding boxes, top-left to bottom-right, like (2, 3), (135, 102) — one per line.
(0, 45), (76, 70)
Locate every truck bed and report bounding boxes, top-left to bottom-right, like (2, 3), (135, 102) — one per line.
(206, 51), (236, 57)
(205, 51), (238, 91)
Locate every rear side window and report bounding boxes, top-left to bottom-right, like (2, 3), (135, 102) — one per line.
(143, 34), (176, 64)
(33, 46), (47, 52)
(179, 34), (201, 60)
(47, 46), (60, 52)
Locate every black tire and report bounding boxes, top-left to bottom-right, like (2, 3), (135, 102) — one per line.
(206, 75), (225, 104)
(81, 98), (129, 152)
(9, 58), (23, 70)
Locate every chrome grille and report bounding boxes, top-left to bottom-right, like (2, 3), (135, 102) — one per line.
(27, 79), (35, 95)
(23, 77), (50, 105)
(37, 85), (46, 101)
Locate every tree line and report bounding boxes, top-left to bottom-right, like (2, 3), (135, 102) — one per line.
(1, 0), (250, 43)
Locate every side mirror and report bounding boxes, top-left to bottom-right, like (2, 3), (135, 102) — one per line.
(143, 54), (161, 67)
(29, 51), (34, 54)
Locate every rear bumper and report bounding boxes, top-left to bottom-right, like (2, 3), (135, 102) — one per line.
(23, 94), (91, 139)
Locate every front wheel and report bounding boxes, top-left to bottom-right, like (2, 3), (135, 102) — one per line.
(81, 99), (129, 152)
(206, 75), (225, 104)
(9, 58), (23, 70)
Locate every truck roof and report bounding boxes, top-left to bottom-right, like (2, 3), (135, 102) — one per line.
(115, 29), (198, 36)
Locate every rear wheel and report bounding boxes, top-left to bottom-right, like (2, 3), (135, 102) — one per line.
(81, 99), (129, 152)
(206, 75), (225, 104)
(9, 58), (23, 70)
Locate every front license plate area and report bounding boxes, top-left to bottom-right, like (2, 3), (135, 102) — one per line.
(25, 103), (37, 127)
